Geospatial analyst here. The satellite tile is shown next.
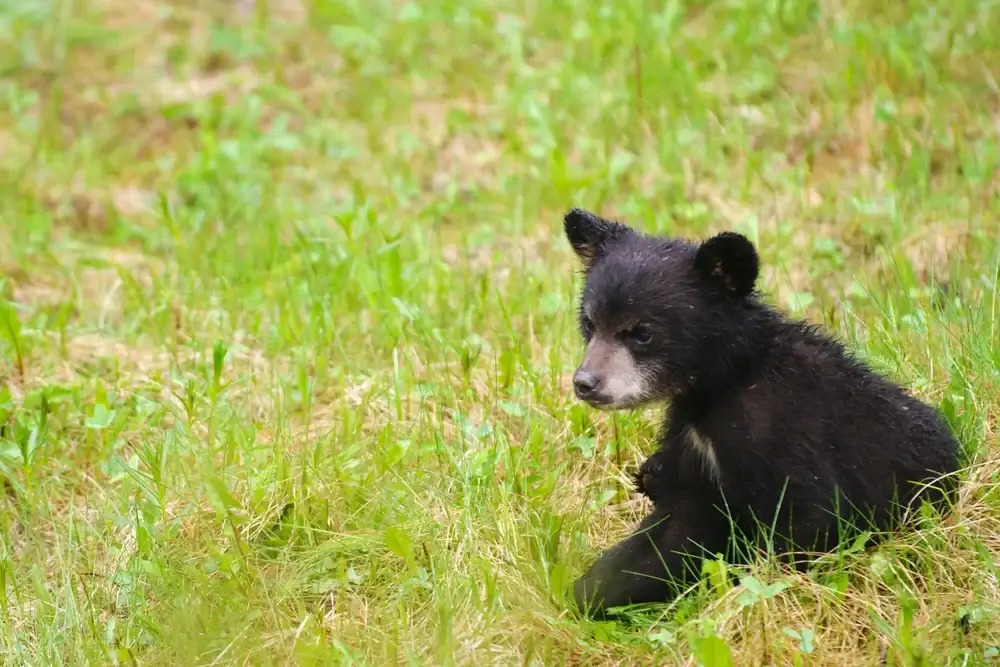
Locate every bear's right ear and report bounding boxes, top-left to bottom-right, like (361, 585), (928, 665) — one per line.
(564, 208), (632, 270)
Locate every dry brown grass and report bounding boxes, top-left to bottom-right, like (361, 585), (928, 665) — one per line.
(1, 0), (998, 664)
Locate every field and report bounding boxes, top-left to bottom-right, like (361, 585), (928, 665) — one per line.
(1, 0), (999, 664)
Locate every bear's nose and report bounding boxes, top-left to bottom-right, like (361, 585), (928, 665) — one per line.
(573, 369), (600, 397)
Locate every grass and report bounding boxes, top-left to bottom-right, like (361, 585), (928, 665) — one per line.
(0, 0), (999, 664)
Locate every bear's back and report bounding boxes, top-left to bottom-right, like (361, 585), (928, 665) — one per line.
(668, 317), (960, 548)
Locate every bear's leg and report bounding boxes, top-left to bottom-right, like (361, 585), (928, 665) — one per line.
(632, 450), (669, 503)
(573, 493), (730, 618)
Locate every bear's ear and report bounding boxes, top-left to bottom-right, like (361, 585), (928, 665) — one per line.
(694, 232), (759, 299)
(564, 208), (633, 270)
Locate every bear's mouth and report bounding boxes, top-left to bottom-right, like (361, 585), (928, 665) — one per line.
(581, 394), (644, 411)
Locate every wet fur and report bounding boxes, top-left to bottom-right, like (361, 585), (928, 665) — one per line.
(565, 208), (962, 617)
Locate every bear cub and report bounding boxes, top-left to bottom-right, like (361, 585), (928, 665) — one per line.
(564, 208), (961, 617)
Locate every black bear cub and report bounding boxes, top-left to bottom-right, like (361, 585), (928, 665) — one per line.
(564, 208), (961, 617)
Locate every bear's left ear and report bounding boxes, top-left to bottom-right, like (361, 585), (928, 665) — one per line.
(694, 232), (759, 299)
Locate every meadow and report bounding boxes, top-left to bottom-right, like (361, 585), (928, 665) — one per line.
(1, 0), (999, 664)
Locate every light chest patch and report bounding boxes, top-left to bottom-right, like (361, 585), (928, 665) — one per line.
(686, 426), (720, 484)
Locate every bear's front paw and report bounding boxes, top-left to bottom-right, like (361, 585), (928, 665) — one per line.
(633, 452), (667, 502)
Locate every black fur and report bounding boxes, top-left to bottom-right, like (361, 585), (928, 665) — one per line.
(693, 232), (760, 299)
(564, 208), (634, 270)
(565, 209), (962, 617)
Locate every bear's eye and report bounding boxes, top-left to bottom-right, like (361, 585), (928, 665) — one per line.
(581, 317), (595, 338)
(627, 326), (652, 346)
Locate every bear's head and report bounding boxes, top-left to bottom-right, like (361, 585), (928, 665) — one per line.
(564, 208), (761, 410)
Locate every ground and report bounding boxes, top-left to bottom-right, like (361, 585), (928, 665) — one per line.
(0, 0), (998, 665)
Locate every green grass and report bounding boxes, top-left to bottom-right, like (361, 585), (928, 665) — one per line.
(0, 0), (999, 664)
